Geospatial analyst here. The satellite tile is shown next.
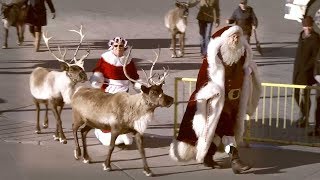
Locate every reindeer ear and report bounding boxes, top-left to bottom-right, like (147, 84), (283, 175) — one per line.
(175, 2), (180, 7)
(60, 62), (69, 71)
(141, 85), (150, 94)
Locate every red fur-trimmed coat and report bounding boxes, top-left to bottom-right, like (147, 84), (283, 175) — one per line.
(90, 50), (139, 94)
(169, 26), (262, 162)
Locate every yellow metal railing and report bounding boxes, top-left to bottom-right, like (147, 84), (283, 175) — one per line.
(174, 77), (320, 147)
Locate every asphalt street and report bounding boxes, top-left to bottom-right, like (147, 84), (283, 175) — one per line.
(0, 0), (319, 180)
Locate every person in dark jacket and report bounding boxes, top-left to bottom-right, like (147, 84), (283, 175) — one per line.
(292, 16), (320, 132)
(226, 0), (258, 43)
(189, 0), (220, 57)
(25, 0), (55, 52)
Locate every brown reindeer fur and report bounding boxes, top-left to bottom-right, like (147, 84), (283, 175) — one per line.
(71, 85), (173, 176)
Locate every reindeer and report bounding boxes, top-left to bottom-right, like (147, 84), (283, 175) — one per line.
(164, 1), (191, 58)
(71, 48), (174, 177)
(29, 26), (89, 144)
(1, 0), (28, 48)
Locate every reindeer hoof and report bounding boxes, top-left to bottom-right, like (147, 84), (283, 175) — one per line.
(35, 130), (41, 134)
(59, 138), (67, 144)
(171, 54), (177, 58)
(53, 135), (59, 141)
(102, 163), (111, 171)
(83, 158), (90, 164)
(42, 123), (48, 129)
(143, 170), (153, 177)
(177, 51), (184, 58)
(2, 45), (7, 49)
(74, 150), (80, 160)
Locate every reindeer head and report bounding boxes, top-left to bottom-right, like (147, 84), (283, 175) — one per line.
(175, 1), (189, 18)
(43, 25), (89, 84)
(123, 47), (174, 108)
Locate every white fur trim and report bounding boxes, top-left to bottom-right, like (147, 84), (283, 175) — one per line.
(221, 25), (243, 39)
(224, 144), (235, 154)
(315, 75), (320, 83)
(101, 50), (132, 67)
(94, 129), (133, 145)
(169, 139), (196, 162)
(196, 137), (209, 162)
(222, 136), (236, 148)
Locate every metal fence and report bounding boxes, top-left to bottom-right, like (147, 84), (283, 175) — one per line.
(174, 77), (320, 147)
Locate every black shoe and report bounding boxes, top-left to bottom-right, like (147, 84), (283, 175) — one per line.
(229, 146), (251, 174)
(308, 130), (320, 137)
(295, 118), (307, 128)
(231, 159), (251, 174)
(203, 158), (222, 169)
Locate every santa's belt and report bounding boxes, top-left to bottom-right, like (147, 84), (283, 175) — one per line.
(226, 88), (241, 100)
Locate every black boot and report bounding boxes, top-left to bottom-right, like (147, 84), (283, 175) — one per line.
(203, 144), (221, 169)
(308, 128), (320, 137)
(228, 146), (251, 174)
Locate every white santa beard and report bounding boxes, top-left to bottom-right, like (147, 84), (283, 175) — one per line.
(220, 40), (244, 66)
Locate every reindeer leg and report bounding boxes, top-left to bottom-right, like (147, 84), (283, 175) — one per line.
(72, 110), (84, 160)
(81, 125), (92, 163)
(21, 24), (25, 43)
(58, 102), (67, 144)
(33, 98), (41, 134)
(2, 28), (8, 49)
(134, 132), (153, 176)
(16, 26), (21, 46)
(43, 101), (49, 128)
(171, 32), (177, 58)
(50, 101), (67, 144)
(102, 131), (119, 171)
(178, 32), (185, 57)
(50, 102), (60, 141)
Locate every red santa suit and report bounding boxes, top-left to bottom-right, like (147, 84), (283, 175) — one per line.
(89, 50), (140, 145)
(169, 26), (262, 162)
(90, 50), (139, 93)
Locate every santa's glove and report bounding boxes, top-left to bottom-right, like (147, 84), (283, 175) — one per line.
(91, 81), (103, 88)
(133, 82), (142, 92)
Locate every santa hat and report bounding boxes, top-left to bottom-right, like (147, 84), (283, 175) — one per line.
(211, 25), (243, 39)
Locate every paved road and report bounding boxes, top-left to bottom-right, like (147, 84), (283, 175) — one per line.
(0, 0), (319, 180)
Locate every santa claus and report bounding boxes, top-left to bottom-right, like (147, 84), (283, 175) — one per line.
(169, 25), (261, 174)
(89, 36), (141, 146)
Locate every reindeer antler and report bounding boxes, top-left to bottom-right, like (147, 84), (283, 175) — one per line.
(43, 32), (67, 63)
(123, 47), (169, 87)
(123, 47), (149, 87)
(69, 25), (90, 70)
(42, 25), (90, 70)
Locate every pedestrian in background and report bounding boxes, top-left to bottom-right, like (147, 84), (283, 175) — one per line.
(226, 0), (258, 43)
(189, 0), (220, 57)
(25, 0), (55, 52)
(89, 36), (142, 146)
(312, 75), (320, 136)
(292, 16), (320, 131)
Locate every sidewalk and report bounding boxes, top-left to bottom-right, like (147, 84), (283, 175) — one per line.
(0, 114), (320, 180)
